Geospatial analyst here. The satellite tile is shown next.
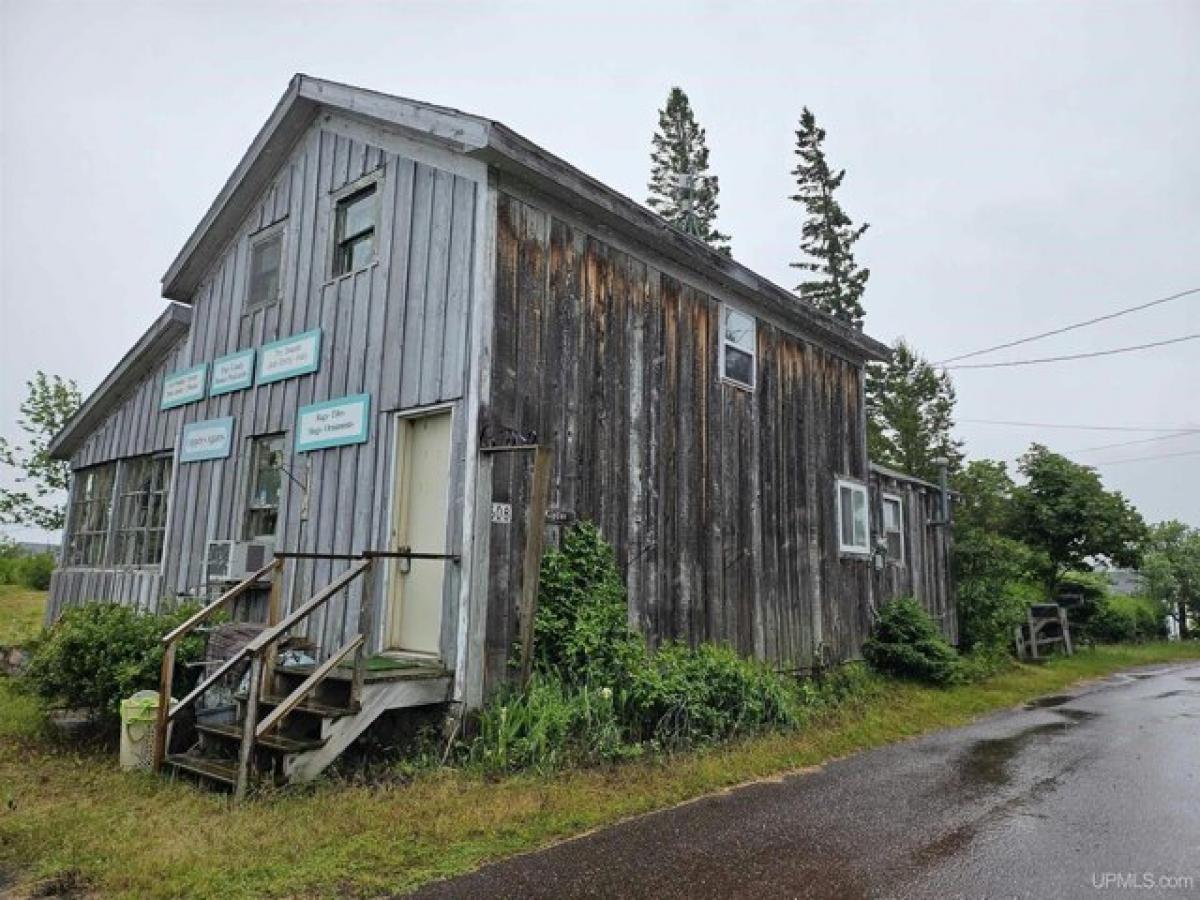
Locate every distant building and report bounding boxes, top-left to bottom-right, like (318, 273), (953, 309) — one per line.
(1099, 566), (1147, 597)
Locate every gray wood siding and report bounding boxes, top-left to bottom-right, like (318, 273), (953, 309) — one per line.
(51, 117), (480, 662)
(869, 471), (958, 644)
(482, 193), (873, 691)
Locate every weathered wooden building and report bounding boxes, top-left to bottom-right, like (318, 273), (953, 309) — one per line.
(47, 75), (955, 738)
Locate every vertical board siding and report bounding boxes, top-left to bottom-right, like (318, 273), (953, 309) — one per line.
(869, 471), (958, 644)
(482, 193), (876, 692)
(51, 118), (479, 663)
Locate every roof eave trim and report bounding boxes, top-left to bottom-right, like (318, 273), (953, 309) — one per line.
(48, 304), (192, 461)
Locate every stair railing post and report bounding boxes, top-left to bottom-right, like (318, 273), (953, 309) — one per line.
(152, 639), (176, 773)
(236, 653), (263, 800)
(261, 559), (284, 698)
(350, 557), (375, 709)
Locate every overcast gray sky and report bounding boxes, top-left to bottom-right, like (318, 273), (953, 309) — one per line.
(2, 0), (1197, 542)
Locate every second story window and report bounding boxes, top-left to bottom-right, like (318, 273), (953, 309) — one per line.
(244, 434), (285, 541)
(246, 226), (284, 310)
(881, 493), (905, 564)
(721, 304), (756, 389)
(836, 478), (870, 555)
(332, 184), (377, 276)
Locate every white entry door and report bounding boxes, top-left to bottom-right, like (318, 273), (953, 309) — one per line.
(386, 410), (452, 656)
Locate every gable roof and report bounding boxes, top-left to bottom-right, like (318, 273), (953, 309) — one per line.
(48, 303), (192, 461)
(163, 75), (889, 363)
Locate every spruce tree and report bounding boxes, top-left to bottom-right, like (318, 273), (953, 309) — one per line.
(647, 87), (731, 254)
(866, 340), (963, 481)
(790, 107), (870, 327)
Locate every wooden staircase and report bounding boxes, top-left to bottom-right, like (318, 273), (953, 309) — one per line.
(153, 550), (458, 796)
(165, 658), (450, 790)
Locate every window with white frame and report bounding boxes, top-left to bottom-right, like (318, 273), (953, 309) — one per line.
(66, 463), (117, 566)
(113, 454), (173, 566)
(331, 182), (378, 276)
(881, 493), (904, 564)
(721, 304), (756, 388)
(836, 478), (870, 554)
(246, 224), (285, 310)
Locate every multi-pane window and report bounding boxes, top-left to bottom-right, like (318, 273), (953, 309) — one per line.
(66, 463), (117, 566)
(246, 227), (284, 309)
(721, 305), (756, 389)
(114, 454), (173, 566)
(881, 494), (904, 563)
(244, 435), (285, 540)
(332, 184), (377, 276)
(836, 478), (870, 554)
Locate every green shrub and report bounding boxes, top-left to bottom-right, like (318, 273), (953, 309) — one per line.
(15, 553), (55, 590)
(468, 522), (805, 771)
(1085, 595), (1167, 644)
(23, 602), (204, 725)
(863, 597), (962, 685)
(954, 530), (1043, 648)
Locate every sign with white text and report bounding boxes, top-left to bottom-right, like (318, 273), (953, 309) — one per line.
(179, 417), (235, 462)
(295, 394), (371, 453)
(161, 364), (207, 409)
(209, 349), (256, 396)
(257, 329), (322, 385)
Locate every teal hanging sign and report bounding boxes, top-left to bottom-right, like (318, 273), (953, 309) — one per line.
(209, 349), (256, 396)
(295, 394), (371, 452)
(161, 364), (207, 410)
(179, 416), (235, 462)
(257, 329), (322, 385)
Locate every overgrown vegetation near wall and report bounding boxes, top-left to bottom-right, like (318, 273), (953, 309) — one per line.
(0, 539), (54, 591)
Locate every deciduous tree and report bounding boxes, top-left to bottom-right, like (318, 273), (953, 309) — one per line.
(0, 371), (81, 531)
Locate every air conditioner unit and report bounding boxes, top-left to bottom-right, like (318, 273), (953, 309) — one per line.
(205, 539), (275, 583)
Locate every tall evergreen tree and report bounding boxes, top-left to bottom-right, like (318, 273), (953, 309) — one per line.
(790, 107), (870, 327)
(647, 87), (731, 254)
(866, 340), (963, 480)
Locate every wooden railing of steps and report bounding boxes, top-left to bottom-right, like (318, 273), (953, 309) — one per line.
(153, 548), (460, 798)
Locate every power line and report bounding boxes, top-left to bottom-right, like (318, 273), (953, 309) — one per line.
(1089, 448), (1200, 466)
(1067, 431), (1200, 454)
(934, 286), (1200, 365)
(959, 418), (1200, 433)
(944, 334), (1199, 370)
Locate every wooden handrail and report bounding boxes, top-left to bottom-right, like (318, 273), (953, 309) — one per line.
(152, 558), (282, 773)
(161, 559), (281, 645)
(244, 559), (371, 655)
(255, 634), (364, 738)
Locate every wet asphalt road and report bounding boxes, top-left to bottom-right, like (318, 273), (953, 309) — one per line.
(413, 663), (1200, 900)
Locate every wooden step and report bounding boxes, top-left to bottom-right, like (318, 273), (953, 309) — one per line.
(275, 657), (448, 683)
(196, 722), (327, 754)
(165, 753), (238, 787)
(257, 694), (357, 719)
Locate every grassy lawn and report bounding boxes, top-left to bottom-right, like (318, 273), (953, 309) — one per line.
(2, 642), (1198, 898)
(0, 585), (46, 647)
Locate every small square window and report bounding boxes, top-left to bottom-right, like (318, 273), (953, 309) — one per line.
(721, 305), (756, 389)
(881, 494), (904, 563)
(332, 184), (377, 276)
(837, 478), (870, 554)
(246, 228), (284, 310)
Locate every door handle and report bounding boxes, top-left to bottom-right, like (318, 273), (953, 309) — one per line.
(397, 546), (411, 575)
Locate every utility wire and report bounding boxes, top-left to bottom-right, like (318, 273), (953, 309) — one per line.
(943, 334), (1199, 370)
(959, 418), (1200, 433)
(1067, 431), (1200, 454)
(934, 286), (1200, 365)
(1089, 448), (1200, 466)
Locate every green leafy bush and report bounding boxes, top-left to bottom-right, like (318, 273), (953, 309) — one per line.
(15, 553), (55, 590)
(1085, 595), (1167, 644)
(468, 522), (804, 771)
(24, 603), (204, 724)
(954, 530), (1044, 648)
(863, 597), (962, 685)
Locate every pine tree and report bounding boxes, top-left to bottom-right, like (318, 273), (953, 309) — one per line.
(866, 340), (963, 481)
(790, 107), (870, 327)
(647, 87), (731, 254)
